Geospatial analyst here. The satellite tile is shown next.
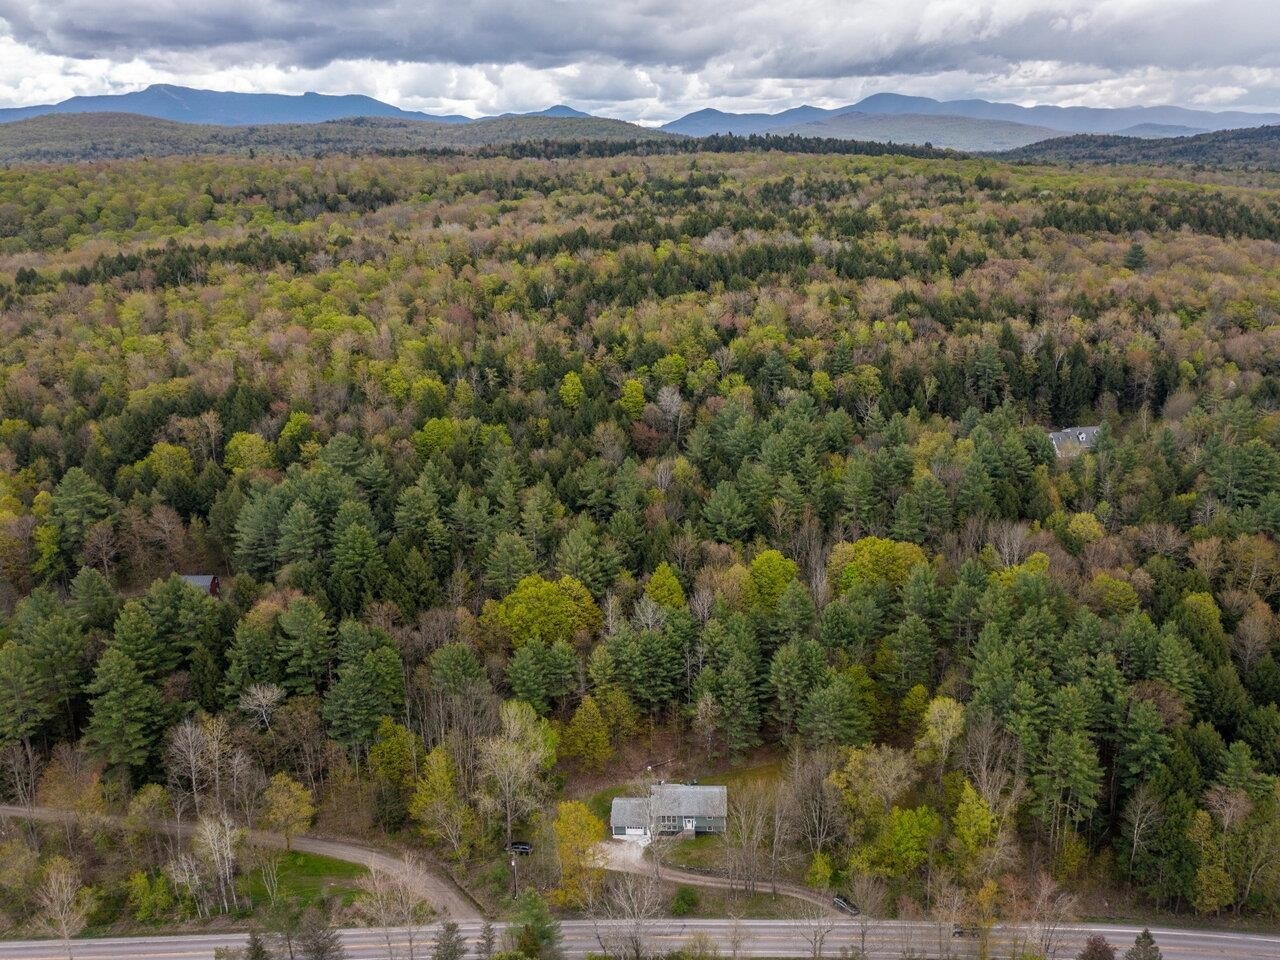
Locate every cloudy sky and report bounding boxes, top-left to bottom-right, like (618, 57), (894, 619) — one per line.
(0, 0), (1278, 121)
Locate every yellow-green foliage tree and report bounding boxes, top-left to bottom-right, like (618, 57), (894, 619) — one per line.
(559, 695), (612, 771)
(828, 538), (928, 595)
(261, 773), (315, 850)
(552, 801), (604, 907)
(480, 575), (601, 649)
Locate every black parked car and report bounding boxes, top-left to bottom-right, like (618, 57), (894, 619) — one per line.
(832, 895), (859, 915)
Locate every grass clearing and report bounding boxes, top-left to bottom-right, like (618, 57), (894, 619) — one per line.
(240, 851), (367, 907)
(662, 883), (801, 920)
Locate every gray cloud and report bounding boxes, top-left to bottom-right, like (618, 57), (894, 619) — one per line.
(1, 0), (1278, 117)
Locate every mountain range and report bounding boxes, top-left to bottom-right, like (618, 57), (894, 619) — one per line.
(2, 85), (1280, 158)
(0, 84), (590, 126)
(659, 93), (1280, 138)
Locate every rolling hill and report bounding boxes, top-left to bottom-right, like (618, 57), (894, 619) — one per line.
(0, 112), (674, 163)
(772, 112), (1065, 151)
(998, 124), (1280, 169)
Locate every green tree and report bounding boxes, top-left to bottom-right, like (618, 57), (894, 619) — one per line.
(68, 567), (120, 630)
(277, 500), (323, 568)
(261, 772), (315, 850)
(560, 695), (612, 771)
(644, 562), (686, 609)
(702, 481), (750, 542)
(854, 805), (942, 882)
(749, 549), (799, 611)
(554, 517), (615, 597)
(799, 669), (872, 749)
(1117, 699), (1170, 790)
(618, 379), (646, 420)
(277, 597), (332, 695)
(323, 647), (404, 754)
(1124, 241), (1148, 270)
(410, 746), (475, 860)
(84, 648), (163, 775)
(1123, 929), (1162, 960)
(37, 468), (114, 579)
(952, 780), (997, 861)
(329, 522), (385, 614)
(110, 600), (167, 679)
(485, 532), (537, 595)
(769, 639), (825, 739)
(559, 371), (585, 411)
(508, 891), (562, 960)
(481, 575), (600, 649)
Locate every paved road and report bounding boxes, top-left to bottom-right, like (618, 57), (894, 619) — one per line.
(0, 918), (1277, 960)
(0, 805), (481, 921)
(4, 807), (1278, 958)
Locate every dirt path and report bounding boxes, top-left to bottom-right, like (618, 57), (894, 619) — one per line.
(598, 839), (839, 915)
(0, 803), (482, 919)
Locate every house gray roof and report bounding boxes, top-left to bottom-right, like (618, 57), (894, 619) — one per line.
(611, 796), (651, 830)
(180, 574), (218, 589)
(609, 784), (728, 829)
(1048, 426), (1101, 455)
(652, 783), (727, 819)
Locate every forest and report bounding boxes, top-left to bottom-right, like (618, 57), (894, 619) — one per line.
(1, 144), (1279, 955)
(1002, 123), (1280, 171)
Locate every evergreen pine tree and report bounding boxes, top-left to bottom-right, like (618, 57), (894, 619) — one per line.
(329, 522), (385, 614)
(68, 566), (120, 630)
(1124, 241), (1148, 271)
(485, 532), (537, 595)
(276, 500), (323, 568)
(277, 597), (332, 695)
(85, 648), (163, 773)
(769, 639), (826, 739)
(111, 600), (167, 679)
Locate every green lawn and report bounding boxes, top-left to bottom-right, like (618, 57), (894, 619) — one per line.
(697, 759), (784, 789)
(240, 851), (368, 907)
(665, 884), (801, 920)
(664, 833), (725, 871)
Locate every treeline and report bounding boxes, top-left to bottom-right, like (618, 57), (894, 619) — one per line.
(1001, 123), (1280, 171)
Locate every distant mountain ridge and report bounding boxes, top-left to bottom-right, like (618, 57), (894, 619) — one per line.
(5, 85), (1280, 158)
(0, 84), (593, 126)
(997, 123), (1280, 170)
(661, 93), (1280, 138)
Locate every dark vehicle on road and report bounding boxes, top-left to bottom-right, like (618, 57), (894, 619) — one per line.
(952, 925), (979, 939)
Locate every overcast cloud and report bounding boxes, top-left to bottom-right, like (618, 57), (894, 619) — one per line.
(1, 0), (1278, 120)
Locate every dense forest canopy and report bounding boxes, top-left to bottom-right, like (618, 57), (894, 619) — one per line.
(2, 146), (1280, 938)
